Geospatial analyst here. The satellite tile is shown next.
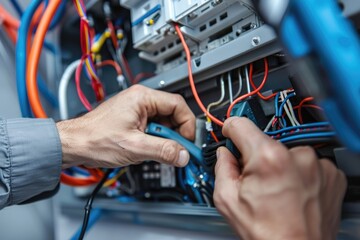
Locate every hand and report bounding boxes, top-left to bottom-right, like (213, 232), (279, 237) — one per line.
(57, 85), (195, 169)
(214, 117), (346, 240)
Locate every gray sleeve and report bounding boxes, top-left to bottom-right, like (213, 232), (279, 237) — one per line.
(0, 118), (62, 209)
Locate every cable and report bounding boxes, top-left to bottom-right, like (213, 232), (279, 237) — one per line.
(70, 208), (103, 240)
(278, 92), (296, 117)
(278, 132), (336, 143)
(227, 58), (269, 118)
(59, 59), (81, 120)
(75, 58), (93, 111)
(78, 169), (112, 240)
(265, 122), (330, 135)
(245, 65), (251, 94)
(8, 0), (23, 17)
(96, 60), (122, 75)
(207, 76), (225, 113)
(103, 168), (127, 187)
(249, 63), (277, 101)
(175, 24), (224, 127)
(227, 72), (233, 103)
(297, 97), (315, 123)
(15, 0), (43, 117)
(27, 0), (61, 118)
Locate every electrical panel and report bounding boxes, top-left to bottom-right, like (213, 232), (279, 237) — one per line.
(55, 0), (360, 237)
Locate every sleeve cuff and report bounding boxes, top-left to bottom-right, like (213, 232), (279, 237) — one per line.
(5, 118), (62, 205)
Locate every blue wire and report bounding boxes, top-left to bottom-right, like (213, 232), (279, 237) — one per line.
(274, 92), (280, 116)
(48, 0), (67, 30)
(70, 208), (103, 240)
(9, 0), (23, 17)
(265, 122), (330, 135)
(279, 132), (336, 143)
(278, 92), (296, 117)
(38, 75), (58, 108)
(70, 167), (90, 176)
(16, 0), (43, 117)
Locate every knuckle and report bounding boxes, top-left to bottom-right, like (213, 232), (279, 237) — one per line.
(159, 141), (178, 164)
(258, 143), (290, 172)
(172, 93), (185, 104)
(293, 146), (319, 170)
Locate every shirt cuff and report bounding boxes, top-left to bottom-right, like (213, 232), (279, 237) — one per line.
(4, 118), (62, 205)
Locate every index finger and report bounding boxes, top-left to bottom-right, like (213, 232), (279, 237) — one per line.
(142, 86), (196, 140)
(222, 117), (278, 163)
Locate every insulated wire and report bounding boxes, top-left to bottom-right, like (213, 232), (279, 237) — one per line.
(227, 71), (233, 103)
(206, 76), (225, 113)
(245, 65), (251, 93)
(59, 59), (81, 120)
(280, 91), (296, 126)
(175, 24), (224, 127)
(227, 58), (269, 118)
(27, 0), (61, 118)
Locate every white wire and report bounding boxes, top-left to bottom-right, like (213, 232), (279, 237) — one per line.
(281, 91), (296, 126)
(59, 59), (81, 120)
(207, 76), (225, 113)
(227, 72), (233, 103)
(215, 68), (244, 109)
(284, 90), (300, 126)
(245, 65), (251, 94)
(264, 115), (275, 132)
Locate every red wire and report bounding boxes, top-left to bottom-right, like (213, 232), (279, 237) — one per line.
(107, 20), (118, 49)
(60, 173), (100, 186)
(96, 60), (122, 75)
(297, 97), (315, 124)
(75, 58), (93, 111)
(249, 65), (277, 100)
(175, 24), (224, 127)
(227, 58), (269, 118)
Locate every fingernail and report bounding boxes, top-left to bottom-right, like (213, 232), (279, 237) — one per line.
(176, 150), (189, 167)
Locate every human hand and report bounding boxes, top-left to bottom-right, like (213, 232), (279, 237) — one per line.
(214, 117), (346, 240)
(57, 85), (195, 169)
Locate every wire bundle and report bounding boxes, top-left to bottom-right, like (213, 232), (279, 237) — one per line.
(72, 0), (105, 111)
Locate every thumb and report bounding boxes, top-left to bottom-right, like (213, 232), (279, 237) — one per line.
(135, 133), (190, 167)
(215, 147), (242, 181)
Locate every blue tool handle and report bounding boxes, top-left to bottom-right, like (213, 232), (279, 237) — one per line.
(146, 122), (204, 166)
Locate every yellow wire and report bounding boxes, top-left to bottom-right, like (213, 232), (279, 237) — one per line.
(103, 168), (128, 187)
(75, 1), (85, 18)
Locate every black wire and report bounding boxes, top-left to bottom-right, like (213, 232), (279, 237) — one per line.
(78, 169), (112, 240)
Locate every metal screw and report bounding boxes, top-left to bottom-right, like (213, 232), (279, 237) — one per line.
(159, 80), (166, 87)
(251, 36), (261, 46)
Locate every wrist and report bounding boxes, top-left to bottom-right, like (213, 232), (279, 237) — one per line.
(56, 118), (89, 169)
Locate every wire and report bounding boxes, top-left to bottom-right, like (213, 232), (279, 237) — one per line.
(78, 169), (112, 240)
(103, 168), (127, 187)
(70, 208), (103, 240)
(210, 131), (219, 143)
(207, 76), (225, 113)
(227, 58), (269, 118)
(297, 97), (315, 123)
(15, 0), (43, 117)
(27, 0), (61, 118)
(278, 132), (336, 143)
(278, 92), (296, 117)
(175, 24), (224, 127)
(8, 0), (23, 17)
(59, 59), (81, 120)
(75, 58), (93, 111)
(227, 72), (233, 103)
(249, 63), (277, 101)
(245, 65), (251, 93)
(265, 122), (330, 135)
(96, 60), (122, 75)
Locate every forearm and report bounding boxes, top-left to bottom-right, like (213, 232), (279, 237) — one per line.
(0, 118), (62, 209)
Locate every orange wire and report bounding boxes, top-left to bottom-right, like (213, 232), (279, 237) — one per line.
(227, 58), (269, 118)
(210, 131), (219, 143)
(60, 173), (100, 186)
(297, 97), (315, 123)
(249, 67), (277, 100)
(96, 60), (122, 75)
(175, 24), (224, 127)
(27, 0), (61, 118)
